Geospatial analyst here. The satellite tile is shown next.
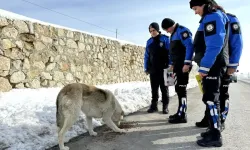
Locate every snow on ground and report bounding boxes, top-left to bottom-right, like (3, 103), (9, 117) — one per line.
(0, 80), (197, 150)
(0, 9), (143, 47)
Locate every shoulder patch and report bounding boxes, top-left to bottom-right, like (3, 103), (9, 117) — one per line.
(181, 31), (189, 40)
(204, 21), (216, 36)
(231, 22), (241, 34)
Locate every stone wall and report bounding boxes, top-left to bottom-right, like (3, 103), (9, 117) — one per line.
(0, 16), (150, 92)
(0, 16), (197, 92)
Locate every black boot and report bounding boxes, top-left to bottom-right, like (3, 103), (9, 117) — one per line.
(197, 129), (222, 147)
(201, 122), (225, 137)
(169, 113), (178, 118)
(147, 103), (158, 113)
(201, 128), (211, 137)
(161, 85), (169, 114)
(196, 115), (209, 128)
(168, 113), (178, 120)
(162, 108), (169, 114)
(168, 113), (187, 123)
(200, 127), (224, 138)
(162, 104), (169, 114)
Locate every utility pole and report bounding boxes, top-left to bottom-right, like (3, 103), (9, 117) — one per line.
(116, 29), (118, 39)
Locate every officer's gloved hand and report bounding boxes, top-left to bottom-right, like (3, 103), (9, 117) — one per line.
(182, 65), (190, 73)
(227, 67), (236, 75)
(169, 65), (174, 71)
(144, 70), (149, 75)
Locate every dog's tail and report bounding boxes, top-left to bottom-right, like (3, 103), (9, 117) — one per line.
(56, 91), (65, 132)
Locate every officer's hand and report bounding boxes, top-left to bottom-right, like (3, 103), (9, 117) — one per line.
(227, 68), (236, 75)
(199, 72), (208, 78)
(169, 65), (174, 70)
(182, 65), (190, 73)
(145, 71), (149, 75)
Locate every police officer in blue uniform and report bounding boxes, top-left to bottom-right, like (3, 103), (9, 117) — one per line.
(190, 0), (230, 147)
(220, 12), (243, 125)
(161, 18), (194, 123)
(196, 12), (243, 129)
(144, 22), (171, 114)
(195, 0), (243, 138)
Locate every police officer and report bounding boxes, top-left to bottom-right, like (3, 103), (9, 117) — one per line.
(220, 12), (243, 128)
(161, 18), (194, 123)
(196, 3), (243, 131)
(190, 0), (230, 147)
(144, 22), (171, 114)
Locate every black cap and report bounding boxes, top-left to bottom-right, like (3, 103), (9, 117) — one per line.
(189, 0), (211, 9)
(149, 22), (160, 32)
(161, 18), (175, 30)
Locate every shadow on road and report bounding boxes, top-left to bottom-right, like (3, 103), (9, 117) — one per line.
(47, 118), (207, 150)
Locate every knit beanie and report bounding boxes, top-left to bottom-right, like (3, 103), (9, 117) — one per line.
(189, 0), (211, 8)
(149, 22), (160, 32)
(161, 18), (175, 30)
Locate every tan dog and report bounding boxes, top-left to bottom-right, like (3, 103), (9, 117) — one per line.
(56, 83), (125, 150)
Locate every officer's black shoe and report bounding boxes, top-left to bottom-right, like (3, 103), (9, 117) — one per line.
(195, 117), (209, 128)
(168, 114), (187, 124)
(201, 128), (211, 137)
(169, 113), (178, 119)
(162, 105), (169, 114)
(147, 106), (158, 113)
(162, 108), (169, 114)
(147, 102), (158, 113)
(201, 123), (226, 137)
(197, 129), (223, 147)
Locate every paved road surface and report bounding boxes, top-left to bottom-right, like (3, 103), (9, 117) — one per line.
(49, 81), (250, 150)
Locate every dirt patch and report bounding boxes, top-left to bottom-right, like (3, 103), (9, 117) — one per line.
(119, 121), (139, 129)
(98, 121), (139, 142)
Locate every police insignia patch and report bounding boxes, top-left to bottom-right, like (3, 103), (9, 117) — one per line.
(160, 42), (163, 47)
(181, 31), (189, 40)
(183, 33), (188, 37)
(231, 22), (241, 34)
(204, 21), (216, 36)
(206, 24), (214, 32)
(233, 24), (239, 30)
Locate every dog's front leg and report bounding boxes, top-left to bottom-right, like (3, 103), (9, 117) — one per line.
(86, 116), (97, 136)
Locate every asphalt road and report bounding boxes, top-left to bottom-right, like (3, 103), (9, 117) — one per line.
(49, 81), (250, 150)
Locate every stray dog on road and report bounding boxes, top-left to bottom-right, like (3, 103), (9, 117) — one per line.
(56, 83), (125, 150)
